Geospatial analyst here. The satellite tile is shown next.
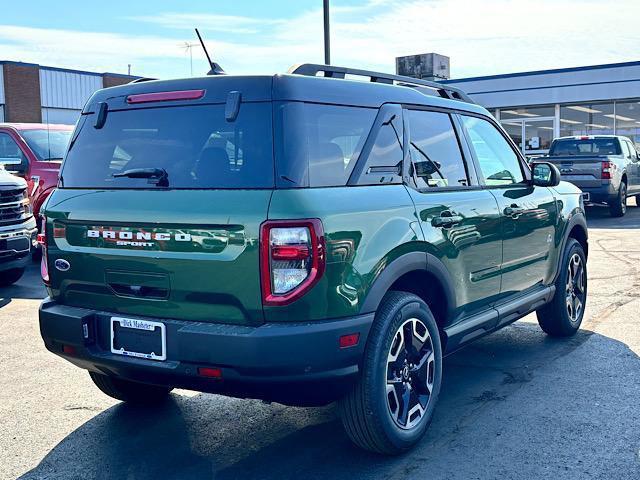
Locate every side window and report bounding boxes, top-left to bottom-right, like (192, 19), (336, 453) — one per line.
(624, 140), (636, 158)
(0, 133), (28, 174)
(461, 115), (525, 186)
(620, 140), (631, 158)
(276, 103), (376, 188)
(353, 104), (404, 185)
(408, 110), (469, 189)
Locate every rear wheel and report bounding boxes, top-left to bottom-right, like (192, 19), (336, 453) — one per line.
(536, 239), (587, 337)
(339, 291), (442, 455)
(0, 267), (25, 287)
(89, 372), (172, 404)
(608, 181), (627, 217)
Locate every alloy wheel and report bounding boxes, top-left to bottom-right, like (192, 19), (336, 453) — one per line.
(566, 253), (586, 322)
(386, 318), (436, 430)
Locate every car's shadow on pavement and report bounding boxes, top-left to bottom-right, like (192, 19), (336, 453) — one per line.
(0, 262), (47, 303)
(19, 322), (640, 480)
(586, 200), (640, 229)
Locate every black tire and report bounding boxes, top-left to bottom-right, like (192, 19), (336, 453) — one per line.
(635, 194), (640, 207)
(89, 372), (172, 404)
(31, 246), (42, 262)
(339, 291), (442, 455)
(0, 267), (25, 287)
(608, 181), (627, 217)
(536, 239), (587, 337)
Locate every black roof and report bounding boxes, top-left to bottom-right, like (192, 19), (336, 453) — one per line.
(83, 70), (488, 117)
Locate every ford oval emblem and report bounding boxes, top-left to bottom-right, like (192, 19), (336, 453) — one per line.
(54, 259), (71, 272)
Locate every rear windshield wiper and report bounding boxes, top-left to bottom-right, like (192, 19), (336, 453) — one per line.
(113, 168), (169, 187)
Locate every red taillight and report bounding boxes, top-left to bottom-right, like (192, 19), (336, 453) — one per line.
(260, 219), (325, 306)
(39, 215), (49, 284)
(197, 367), (223, 379)
(126, 89), (205, 104)
(339, 333), (360, 349)
(602, 161), (613, 179)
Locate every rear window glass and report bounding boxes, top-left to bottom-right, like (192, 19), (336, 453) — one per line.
(276, 103), (376, 187)
(550, 138), (621, 156)
(21, 129), (72, 161)
(61, 103), (274, 189)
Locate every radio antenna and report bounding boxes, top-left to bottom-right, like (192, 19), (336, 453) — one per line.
(195, 28), (226, 75)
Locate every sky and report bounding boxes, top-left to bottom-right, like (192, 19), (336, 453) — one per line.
(1, 0), (639, 80)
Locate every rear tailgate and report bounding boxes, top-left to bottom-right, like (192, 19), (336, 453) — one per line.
(546, 155), (606, 189)
(44, 77), (275, 326)
(44, 189), (270, 326)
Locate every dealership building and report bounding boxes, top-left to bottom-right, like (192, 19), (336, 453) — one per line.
(398, 56), (640, 155)
(0, 61), (137, 125)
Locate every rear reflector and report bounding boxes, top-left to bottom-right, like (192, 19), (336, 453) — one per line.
(62, 345), (76, 355)
(197, 367), (223, 379)
(126, 89), (205, 104)
(339, 333), (360, 349)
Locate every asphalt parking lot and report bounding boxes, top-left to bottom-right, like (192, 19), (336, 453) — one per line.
(1, 203), (640, 480)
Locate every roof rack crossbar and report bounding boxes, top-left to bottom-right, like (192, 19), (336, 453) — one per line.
(288, 63), (474, 104)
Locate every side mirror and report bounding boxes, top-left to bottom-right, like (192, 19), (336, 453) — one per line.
(531, 161), (561, 187)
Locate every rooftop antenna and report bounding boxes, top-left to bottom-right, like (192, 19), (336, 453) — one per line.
(195, 28), (226, 75)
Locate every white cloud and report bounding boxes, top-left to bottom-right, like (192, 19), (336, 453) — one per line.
(127, 13), (284, 34)
(1, 0), (639, 79)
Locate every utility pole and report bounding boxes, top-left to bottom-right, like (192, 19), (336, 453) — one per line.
(323, 0), (331, 65)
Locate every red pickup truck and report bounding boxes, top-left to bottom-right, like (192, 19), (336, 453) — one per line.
(0, 123), (73, 219)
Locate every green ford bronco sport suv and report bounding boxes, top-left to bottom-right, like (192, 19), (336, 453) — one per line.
(39, 64), (588, 454)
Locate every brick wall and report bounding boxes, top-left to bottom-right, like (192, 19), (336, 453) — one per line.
(102, 74), (137, 88)
(2, 63), (41, 123)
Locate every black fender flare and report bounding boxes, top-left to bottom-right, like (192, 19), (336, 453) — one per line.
(359, 251), (456, 322)
(553, 212), (588, 283)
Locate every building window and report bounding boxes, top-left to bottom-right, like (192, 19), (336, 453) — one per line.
(499, 106), (555, 119)
(612, 101), (640, 148)
(559, 103), (615, 137)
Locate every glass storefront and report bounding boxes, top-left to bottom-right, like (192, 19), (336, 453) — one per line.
(497, 100), (640, 155)
(559, 103), (615, 137)
(612, 101), (640, 146)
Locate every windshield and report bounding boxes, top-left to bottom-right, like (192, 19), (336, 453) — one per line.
(550, 138), (621, 156)
(61, 103), (274, 189)
(21, 129), (73, 161)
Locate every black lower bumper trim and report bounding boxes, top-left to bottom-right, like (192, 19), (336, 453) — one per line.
(39, 299), (374, 406)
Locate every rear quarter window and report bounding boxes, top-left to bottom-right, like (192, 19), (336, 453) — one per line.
(61, 103), (274, 189)
(275, 103), (376, 187)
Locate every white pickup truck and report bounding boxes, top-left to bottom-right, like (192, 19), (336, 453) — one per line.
(0, 167), (37, 286)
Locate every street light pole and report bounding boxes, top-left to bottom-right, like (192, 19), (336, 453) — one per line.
(323, 0), (331, 65)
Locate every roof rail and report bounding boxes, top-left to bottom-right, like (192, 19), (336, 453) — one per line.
(288, 63), (474, 104)
(129, 77), (156, 84)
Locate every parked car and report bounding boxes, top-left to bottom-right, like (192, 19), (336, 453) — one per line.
(542, 135), (640, 216)
(38, 64), (588, 454)
(0, 123), (74, 220)
(0, 166), (37, 286)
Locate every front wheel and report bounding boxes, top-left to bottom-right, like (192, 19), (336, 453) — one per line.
(536, 239), (587, 337)
(89, 372), (172, 405)
(608, 181), (627, 217)
(339, 291), (442, 455)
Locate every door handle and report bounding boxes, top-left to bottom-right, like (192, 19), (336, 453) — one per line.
(504, 205), (525, 218)
(432, 211), (463, 228)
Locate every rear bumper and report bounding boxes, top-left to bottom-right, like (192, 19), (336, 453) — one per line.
(39, 299), (374, 406)
(571, 182), (616, 203)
